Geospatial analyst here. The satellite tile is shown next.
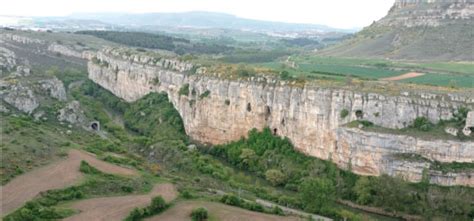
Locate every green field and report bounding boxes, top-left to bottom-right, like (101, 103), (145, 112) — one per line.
(257, 56), (474, 88)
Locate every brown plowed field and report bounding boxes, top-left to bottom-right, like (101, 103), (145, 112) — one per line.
(147, 200), (302, 221)
(0, 149), (137, 216)
(381, 72), (425, 81)
(64, 183), (177, 221)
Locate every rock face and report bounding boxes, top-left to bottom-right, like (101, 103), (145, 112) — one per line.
(0, 82), (39, 114)
(39, 77), (67, 101)
(88, 49), (474, 186)
(48, 43), (83, 58)
(58, 101), (86, 124)
(385, 0), (474, 27)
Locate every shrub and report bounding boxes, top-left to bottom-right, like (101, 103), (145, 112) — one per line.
(149, 196), (166, 213)
(220, 194), (242, 206)
(199, 90), (211, 99)
(79, 161), (101, 174)
(412, 117), (433, 131)
(265, 169), (286, 186)
(340, 109), (349, 119)
(190, 207), (208, 221)
(272, 206), (284, 215)
(280, 71), (291, 80)
(179, 84), (190, 96)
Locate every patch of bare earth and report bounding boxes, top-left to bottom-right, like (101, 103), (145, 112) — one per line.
(147, 201), (303, 221)
(381, 72), (425, 81)
(64, 183), (177, 221)
(0, 149), (137, 216)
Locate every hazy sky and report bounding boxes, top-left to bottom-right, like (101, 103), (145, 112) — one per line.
(0, 0), (395, 29)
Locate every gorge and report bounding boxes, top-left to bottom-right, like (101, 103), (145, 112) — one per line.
(88, 48), (474, 187)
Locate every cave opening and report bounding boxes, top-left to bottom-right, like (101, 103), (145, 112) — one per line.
(355, 110), (363, 119)
(90, 122), (100, 131)
(273, 128), (278, 135)
(247, 103), (252, 112)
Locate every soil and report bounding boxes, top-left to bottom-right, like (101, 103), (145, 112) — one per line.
(64, 183), (177, 221)
(381, 72), (425, 81)
(0, 149), (137, 216)
(146, 200), (303, 221)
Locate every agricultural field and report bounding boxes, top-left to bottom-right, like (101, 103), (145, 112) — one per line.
(255, 56), (474, 88)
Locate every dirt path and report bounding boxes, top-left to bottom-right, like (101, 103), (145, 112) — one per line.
(0, 149), (137, 216)
(64, 183), (177, 221)
(381, 72), (425, 81)
(147, 201), (303, 221)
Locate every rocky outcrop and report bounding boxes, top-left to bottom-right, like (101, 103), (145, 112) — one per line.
(39, 77), (67, 101)
(58, 101), (86, 124)
(88, 49), (474, 186)
(387, 0), (474, 27)
(0, 33), (45, 45)
(0, 81), (39, 114)
(337, 128), (474, 186)
(0, 46), (16, 75)
(48, 43), (83, 58)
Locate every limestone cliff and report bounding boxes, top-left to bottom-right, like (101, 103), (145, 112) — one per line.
(88, 49), (474, 187)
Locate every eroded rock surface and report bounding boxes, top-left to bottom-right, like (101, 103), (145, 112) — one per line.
(58, 101), (86, 124)
(39, 77), (67, 101)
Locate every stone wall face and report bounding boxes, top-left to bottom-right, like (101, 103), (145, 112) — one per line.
(88, 50), (474, 187)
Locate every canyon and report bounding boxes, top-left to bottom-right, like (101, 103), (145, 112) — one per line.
(88, 48), (474, 187)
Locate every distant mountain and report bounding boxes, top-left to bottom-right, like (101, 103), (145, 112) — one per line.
(68, 11), (351, 33)
(319, 0), (474, 61)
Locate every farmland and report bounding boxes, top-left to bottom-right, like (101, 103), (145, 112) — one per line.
(254, 56), (474, 88)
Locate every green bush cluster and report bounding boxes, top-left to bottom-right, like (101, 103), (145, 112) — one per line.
(125, 196), (169, 221)
(412, 117), (433, 131)
(190, 207), (208, 221)
(220, 195), (265, 213)
(199, 90), (211, 99)
(207, 127), (474, 220)
(340, 109), (349, 118)
(179, 84), (190, 96)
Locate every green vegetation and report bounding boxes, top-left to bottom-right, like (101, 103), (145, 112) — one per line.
(191, 207), (209, 221)
(4, 163), (152, 221)
(257, 56), (474, 88)
(76, 30), (233, 55)
(179, 83), (190, 96)
(340, 109), (349, 119)
(206, 128), (474, 220)
(125, 196), (169, 221)
(220, 194), (276, 215)
(199, 90), (211, 99)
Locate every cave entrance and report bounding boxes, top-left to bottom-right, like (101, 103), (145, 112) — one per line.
(355, 110), (363, 120)
(90, 121), (100, 131)
(273, 128), (278, 135)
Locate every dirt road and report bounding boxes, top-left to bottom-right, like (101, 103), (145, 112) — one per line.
(0, 149), (137, 216)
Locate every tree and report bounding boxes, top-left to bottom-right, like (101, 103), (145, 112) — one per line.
(353, 176), (374, 205)
(265, 169), (286, 186)
(299, 178), (335, 213)
(149, 196), (166, 213)
(239, 148), (256, 170)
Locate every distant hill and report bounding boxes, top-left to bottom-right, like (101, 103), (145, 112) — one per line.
(68, 11), (350, 33)
(318, 0), (474, 61)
